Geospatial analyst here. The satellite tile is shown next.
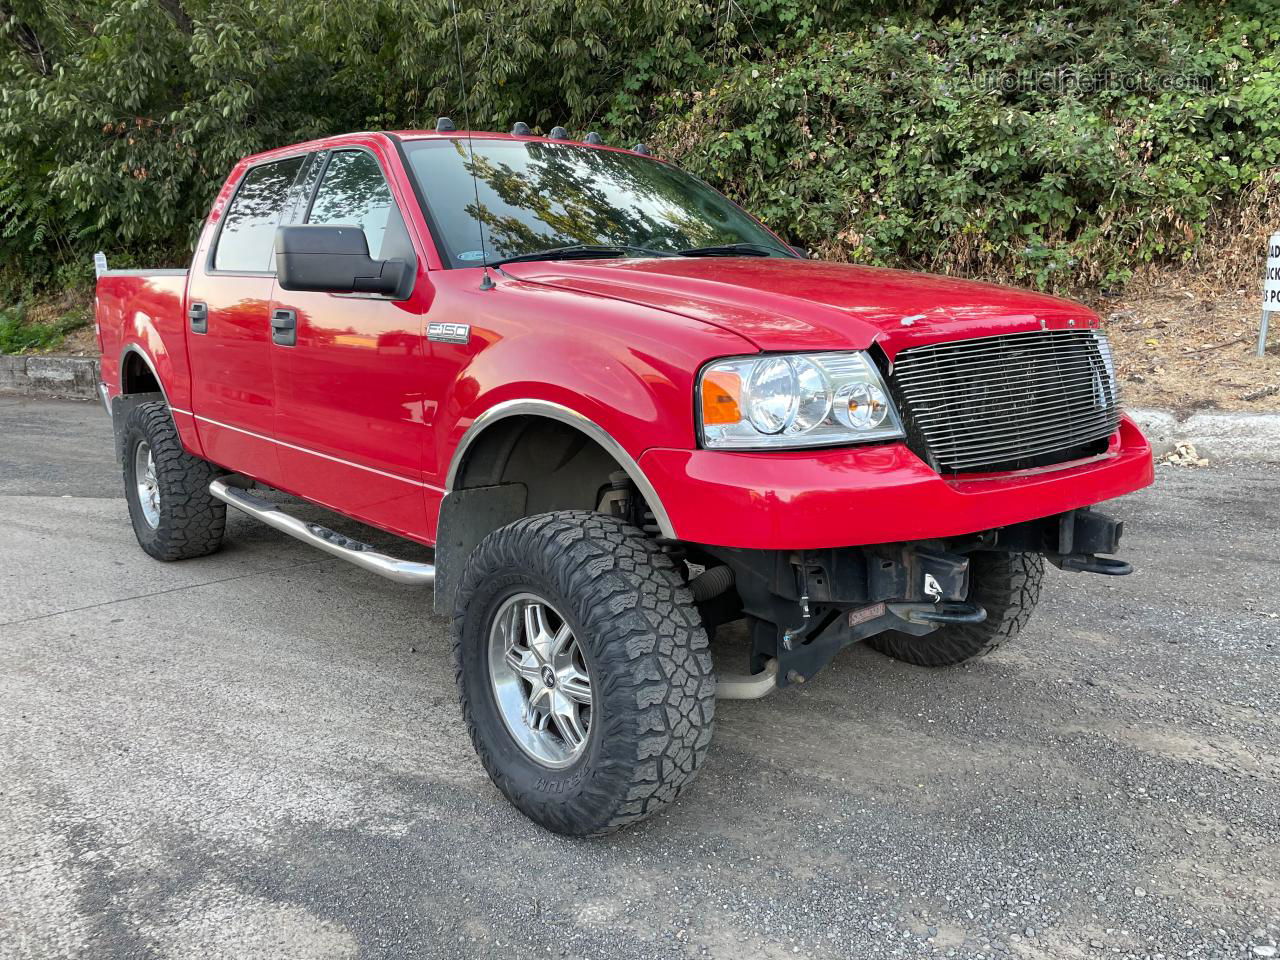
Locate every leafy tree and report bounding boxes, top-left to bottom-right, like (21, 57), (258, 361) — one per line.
(0, 0), (1277, 299)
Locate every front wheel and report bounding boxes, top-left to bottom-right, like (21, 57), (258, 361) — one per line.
(868, 552), (1044, 667)
(451, 511), (715, 836)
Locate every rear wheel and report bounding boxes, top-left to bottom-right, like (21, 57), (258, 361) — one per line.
(868, 552), (1044, 667)
(452, 511), (715, 836)
(122, 400), (227, 561)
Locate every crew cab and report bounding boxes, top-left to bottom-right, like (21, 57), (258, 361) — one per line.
(95, 124), (1154, 836)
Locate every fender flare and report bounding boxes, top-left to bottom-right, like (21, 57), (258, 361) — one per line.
(445, 398), (679, 541)
(118, 343), (172, 407)
(113, 343), (198, 464)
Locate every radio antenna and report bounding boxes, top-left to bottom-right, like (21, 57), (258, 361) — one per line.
(448, 0), (494, 290)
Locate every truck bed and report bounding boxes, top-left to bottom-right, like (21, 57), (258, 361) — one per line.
(96, 268), (193, 417)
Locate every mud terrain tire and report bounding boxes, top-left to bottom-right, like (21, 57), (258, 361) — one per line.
(122, 400), (226, 561)
(452, 511), (715, 836)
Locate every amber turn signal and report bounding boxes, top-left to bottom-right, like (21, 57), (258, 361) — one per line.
(701, 370), (742, 425)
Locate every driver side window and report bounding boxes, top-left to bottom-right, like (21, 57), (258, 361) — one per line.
(307, 150), (407, 260)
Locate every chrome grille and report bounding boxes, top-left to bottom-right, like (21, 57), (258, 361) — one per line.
(889, 328), (1120, 473)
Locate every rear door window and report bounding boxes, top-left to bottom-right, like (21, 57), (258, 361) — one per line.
(213, 156), (306, 272)
(306, 150), (406, 259)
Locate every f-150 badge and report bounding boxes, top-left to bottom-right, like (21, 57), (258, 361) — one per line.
(428, 322), (471, 344)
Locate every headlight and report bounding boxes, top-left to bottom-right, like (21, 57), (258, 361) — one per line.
(698, 351), (905, 449)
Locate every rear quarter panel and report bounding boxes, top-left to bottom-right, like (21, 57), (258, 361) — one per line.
(96, 271), (200, 453)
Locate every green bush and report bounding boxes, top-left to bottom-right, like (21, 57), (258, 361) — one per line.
(0, 303), (90, 353)
(1, 0), (1277, 298)
(649, 2), (1280, 288)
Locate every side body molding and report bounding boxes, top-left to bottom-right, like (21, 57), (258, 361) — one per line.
(445, 399), (679, 541)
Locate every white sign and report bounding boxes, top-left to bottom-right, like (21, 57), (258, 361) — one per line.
(93, 251), (108, 277)
(1265, 232), (1280, 309)
(1263, 234), (1280, 355)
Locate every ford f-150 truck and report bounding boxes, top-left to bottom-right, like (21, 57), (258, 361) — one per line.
(95, 124), (1154, 836)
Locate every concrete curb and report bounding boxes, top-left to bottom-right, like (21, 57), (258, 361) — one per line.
(1127, 407), (1280, 464)
(0, 354), (100, 401)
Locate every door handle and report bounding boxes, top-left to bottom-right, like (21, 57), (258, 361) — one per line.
(270, 308), (297, 347)
(188, 301), (208, 334)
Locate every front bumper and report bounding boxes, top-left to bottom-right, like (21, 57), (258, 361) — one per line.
(699, 506), (1133, 689)
(639, 414), (1153, 550)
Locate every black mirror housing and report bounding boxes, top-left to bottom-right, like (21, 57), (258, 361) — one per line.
(275, 225), (410, 298)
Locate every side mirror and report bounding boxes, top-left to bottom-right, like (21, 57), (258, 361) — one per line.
(275, 225), (409, 298)
(789, 244), (810, 260)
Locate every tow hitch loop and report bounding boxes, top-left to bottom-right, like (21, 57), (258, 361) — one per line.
(1054, 554), (1133, 576)
(888, 600), (988, 626)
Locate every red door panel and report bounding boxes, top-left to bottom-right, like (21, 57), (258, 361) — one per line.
(269, 145), (434, 542)
(268, 291), (433, 542)
(186, 153), (307, 485)
(186, 275), (282, 481)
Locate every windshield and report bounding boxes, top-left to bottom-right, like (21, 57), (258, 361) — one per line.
(403, 138), (791, 266)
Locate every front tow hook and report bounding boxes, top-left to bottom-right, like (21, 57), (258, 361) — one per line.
(1051, 554), (1134, 576)
(887, 600), (988, 626)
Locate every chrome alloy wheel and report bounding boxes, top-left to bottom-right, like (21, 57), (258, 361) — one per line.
(487, 592), (594, 768)
(134, 441), (160, 529)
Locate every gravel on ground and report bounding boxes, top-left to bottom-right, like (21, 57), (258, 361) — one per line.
(1, 397), (1277, 960)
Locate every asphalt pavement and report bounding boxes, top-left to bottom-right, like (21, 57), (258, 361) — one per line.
(1, 396), (1277, 960)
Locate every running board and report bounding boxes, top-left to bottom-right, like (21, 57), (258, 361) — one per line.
(209, 478), (436, 586)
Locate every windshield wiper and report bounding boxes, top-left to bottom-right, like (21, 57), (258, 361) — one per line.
(487, 244), (674, 268)
(676, 242), (788, 258)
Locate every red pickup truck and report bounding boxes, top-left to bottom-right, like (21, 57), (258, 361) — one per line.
(95, 125), (1154, 835)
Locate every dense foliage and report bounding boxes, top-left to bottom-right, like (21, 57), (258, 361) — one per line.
(1, 0), (1277, 305)
(0, 301), (88, 351)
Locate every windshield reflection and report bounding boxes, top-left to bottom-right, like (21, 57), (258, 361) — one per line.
(405, 139), (788, 265)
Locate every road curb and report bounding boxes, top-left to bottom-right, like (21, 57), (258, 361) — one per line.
(0, 355), (99, 401)
(1128, 407), (1280, 464)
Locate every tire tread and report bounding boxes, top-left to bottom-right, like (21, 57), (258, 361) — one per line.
(451, 511), (715, 835)
(124, 401), (226, 561)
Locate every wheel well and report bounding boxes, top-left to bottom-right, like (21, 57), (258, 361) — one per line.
(452, 415), (628, 516)
(121, 350), (162, 395)
(435, 415), (654, 614)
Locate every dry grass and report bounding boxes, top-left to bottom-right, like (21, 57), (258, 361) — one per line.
(1099, 285), (1278, 414)
(1086, 175), (1280, 413)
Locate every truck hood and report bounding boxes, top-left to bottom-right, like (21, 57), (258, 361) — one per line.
(500, 258), (1098, 355)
